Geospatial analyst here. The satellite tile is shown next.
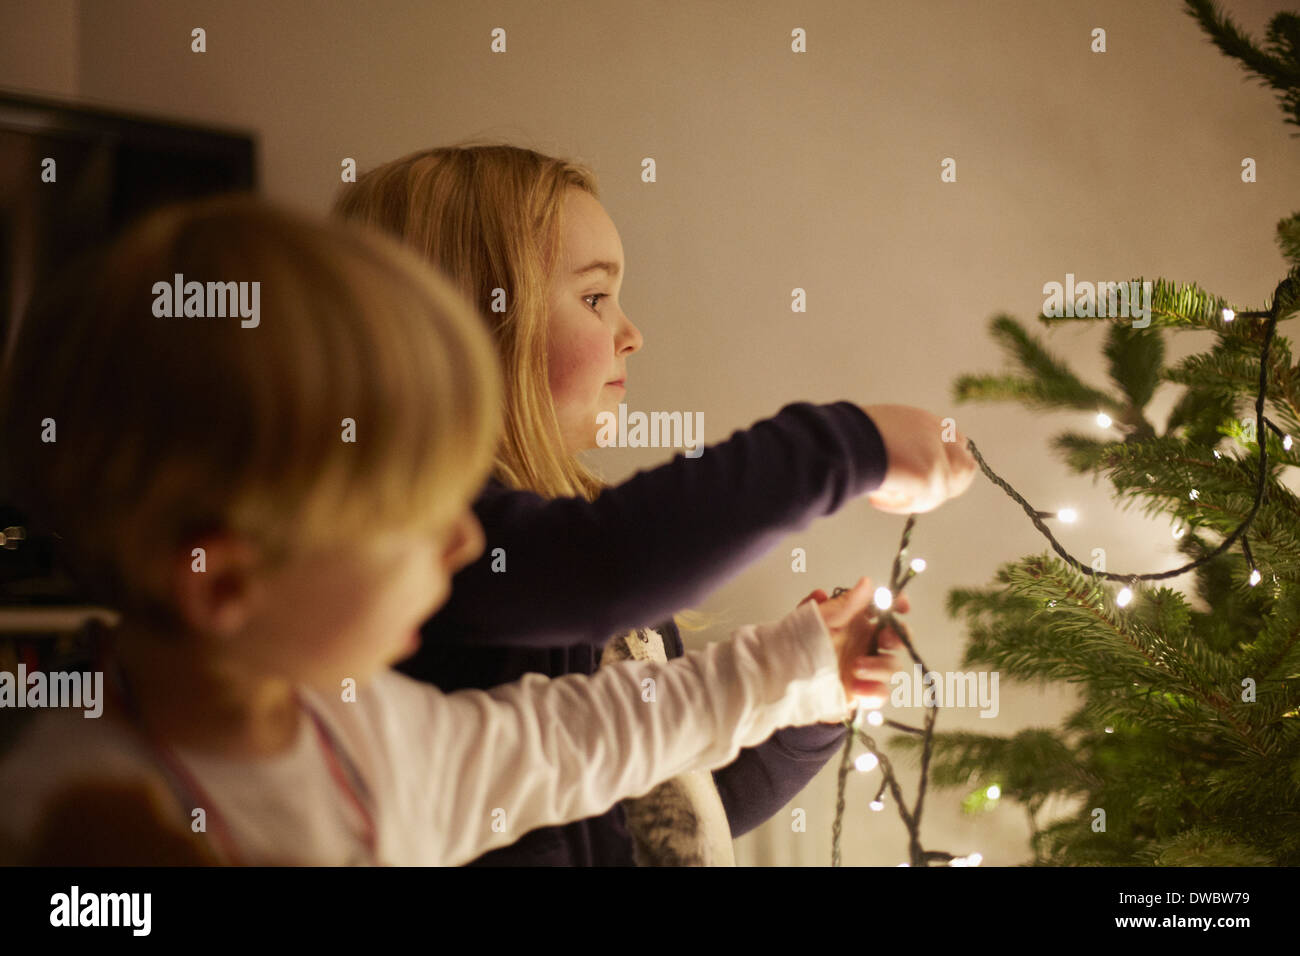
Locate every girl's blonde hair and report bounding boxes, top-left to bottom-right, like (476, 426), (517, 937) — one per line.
(332, 142), (709, 632)
(331, 141), (604, 501)
(0, 194), (502, 633)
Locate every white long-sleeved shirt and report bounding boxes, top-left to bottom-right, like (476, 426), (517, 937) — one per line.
(0, 601), (846, 865)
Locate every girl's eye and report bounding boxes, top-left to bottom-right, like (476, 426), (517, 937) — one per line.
(583, 293), (607, 312)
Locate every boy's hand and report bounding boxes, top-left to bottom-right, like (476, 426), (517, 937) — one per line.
(798, 577), (908, 722)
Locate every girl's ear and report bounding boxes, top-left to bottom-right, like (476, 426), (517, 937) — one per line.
(169, 532), (265, 639)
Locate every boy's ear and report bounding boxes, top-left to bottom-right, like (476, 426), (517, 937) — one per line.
(169, 532), (265, 639)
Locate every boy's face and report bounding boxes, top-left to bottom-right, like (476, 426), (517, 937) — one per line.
(545, 188), (644, 453)
(225, 505), (484, 689)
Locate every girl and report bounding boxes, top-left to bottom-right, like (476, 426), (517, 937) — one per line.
(0, 195), (904, 866)
(332, 143), (975, 865)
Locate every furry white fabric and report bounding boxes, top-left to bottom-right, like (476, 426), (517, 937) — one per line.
(600, 627), (736, 866)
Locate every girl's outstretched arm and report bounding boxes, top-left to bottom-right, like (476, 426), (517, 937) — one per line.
(404, 401), (886, 655)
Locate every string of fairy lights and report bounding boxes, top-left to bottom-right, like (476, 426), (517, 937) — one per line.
(831, 280), (1295, 867)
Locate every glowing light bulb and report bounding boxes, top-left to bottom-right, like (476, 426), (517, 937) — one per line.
(910, 557), (926, 573)
(1189, 489), (1199, 500)
(1249, 569), (1261, 586)
(1222, 308), (1235, 322)
(1285, 435), (1293, 451)
(1213, 450), (1222, 459)
(1171, 522), (1186, 539)
(1116, 587), (1133, 607)
(854, 752), (879, 773)
(1104, 726), (1114, 733)
(1096, 412), (1112, 428)
(873, 587), (893, 611)
(866, 709), (884, 727)
(986, 784), (1001, 800)
(869, 800), (884, 812)
(1057, 508), (1077, 523)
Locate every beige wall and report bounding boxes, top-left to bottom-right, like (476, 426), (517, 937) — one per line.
(3, 0), (1298, 866)
(0, 0), (78, 96)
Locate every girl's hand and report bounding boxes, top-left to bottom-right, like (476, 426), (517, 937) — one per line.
(797, 577), (909, 722)
(859, 404), (978, 515)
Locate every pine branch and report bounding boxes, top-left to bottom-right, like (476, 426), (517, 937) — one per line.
(1051, 431), (1129, 476)
(1165, 385), (1241, 447)
(1138, 827), (1276, 865)
(880, 11), (1300, 864)
(1270, 264), (1300, 320)
(952, 314), (1116, 412)
(889, 728), (1097, 804)
(1184, 0), (1300, 134)
(1164, 351), (1283, 406)
(1146, 277), (1237, 327)
(1104, 322), (1164, 409)
(1279, 212), (1300, 266)
(842, 258), (1299, 863)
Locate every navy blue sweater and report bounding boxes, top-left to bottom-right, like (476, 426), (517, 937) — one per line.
(397, 401), (888, 865)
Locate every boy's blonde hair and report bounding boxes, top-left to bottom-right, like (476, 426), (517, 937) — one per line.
(0, 194), (502, 632)
(331, 141), (604, 502)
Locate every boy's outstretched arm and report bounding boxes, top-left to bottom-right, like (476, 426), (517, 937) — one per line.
(381, 601), (852, 866)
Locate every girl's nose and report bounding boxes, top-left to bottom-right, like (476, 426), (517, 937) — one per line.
(618, 314), (644, 355)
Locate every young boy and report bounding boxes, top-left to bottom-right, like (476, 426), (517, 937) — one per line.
(0, 195), (902, 865)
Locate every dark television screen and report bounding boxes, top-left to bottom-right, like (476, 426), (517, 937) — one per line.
(0, 91), (258, 609)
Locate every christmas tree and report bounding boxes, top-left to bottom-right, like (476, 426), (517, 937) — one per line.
(851, 0), (1300, 866)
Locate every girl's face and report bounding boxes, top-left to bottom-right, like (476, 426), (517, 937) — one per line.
(545, 188), (644, 452)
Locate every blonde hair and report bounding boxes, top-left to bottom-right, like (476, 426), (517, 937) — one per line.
(0, 193), (502, 632)
(331, 141), (604, 502)
(332, 142), (709, 633)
